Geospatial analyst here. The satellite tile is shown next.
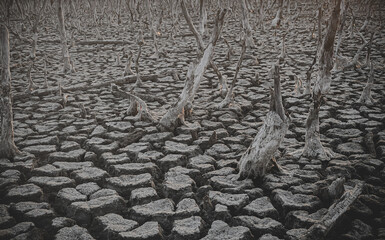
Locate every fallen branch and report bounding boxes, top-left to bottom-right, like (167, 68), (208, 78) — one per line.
(111, 84), (156, 122)
(304, 181), (364, 240)
(13, 74), (160, 101)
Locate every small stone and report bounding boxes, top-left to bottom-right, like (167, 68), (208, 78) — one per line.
(209, 191), (249, 210)
(70, 167), (109, 184)
(51, 217), (75, 231)
(9, 202), (49, 219)
(341, 219), (373, 240)
(106, 121), (133, 132)
(259, 233), (282, 240)
(6, 184), (43, 202)
(286, 228), (307, 240)
(131, 199), (175, 229)
(243, 197), (279, 220)
(25, 208), (55, 228)
(32, 164), (61, 177)
(285, 208), (327, 229)
(48, 149), (86, 162)
(52, 161), (94, 173)
(157, 154), (186, 172)
(201, 220), (252, 240)
(137, 151), (164, 163)
(272, 189), (321, 215)
(106, 173), (154, 197)
(91, 213), (138, 239)
(55, 225), (94, 240)
(22, 145), (57, 155)
(119, 221), (164, 240)
(119, 142), (152, 158)
(55, 188), (87, 213)
(163, 171), (196, 201)
(234, 216), (285, 238)
(214, 204), (231, 220)
(76, 182), (101, 196)
(60, 141), (80, 151)
(337, 142), (364, 155)
(210, 174), (254, 191)
(172, 216), (204, 240)
(130, 187), (159, 205)
(140, 132), (173, 143)
(108, 162), (160, 178)
(175, 198), (200, 217)
(0, 205), (15, 229)
(0, 222), (37, 240)
(203, 167), (235, 179)
(28, 176), (75, 192)
(164, 141), (201, 157)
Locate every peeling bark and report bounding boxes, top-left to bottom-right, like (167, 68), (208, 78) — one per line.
(303, 0), (342, 159)
(304, 181), (364, 240)
(0, 25), (20, 160)
(217, 37), (246, 109)
(358, 61), (375, 104)
(111, 84), (155, 123)
(158, 7), (227, 132)
(238, 64), (288, 179)
(57, 0), (74, 73)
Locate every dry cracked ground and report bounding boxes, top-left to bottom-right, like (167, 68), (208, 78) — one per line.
(1, 1), (385, 240)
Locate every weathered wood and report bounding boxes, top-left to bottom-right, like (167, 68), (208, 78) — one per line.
(303, 181), (364, 240)
(271, 0), (283, 28)
(0, 25), (20, 159)
(240, 0), (254, 47)
(303, 0), (342, 159)
(158, 7), (227, 132)
(57, 0), (74, 73)
(13, 74), (159, 101)
(111, 84), (156, 123)
(217, 37), (246, 109)
(199, 0), (207, 36)
(335, 0), (348, 56)
(180, 0), (227, 96)
(358, 61), (375, 104)
(135, 30), (144, 87)
(238, 64), (289, 179)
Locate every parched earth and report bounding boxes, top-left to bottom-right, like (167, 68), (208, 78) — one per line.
(1, 1), (385, 240)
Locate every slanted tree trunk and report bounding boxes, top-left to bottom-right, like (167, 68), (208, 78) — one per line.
(358, 61), (375, 104)
(238, 64), (289, 179)
(135, 30), (144, 87)
(302, 0), (342, 159)
(158, 8), (227, 132)
(259, 0), (265, 31)
(335, 0), (347, 56)
(217, 37), (246, 109)
(180, 0), (228, 98)
(57, 0), (74, 73)
(0, 25), (20, 159)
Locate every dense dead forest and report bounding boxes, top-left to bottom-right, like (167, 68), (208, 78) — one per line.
(0, 0), (385, 239)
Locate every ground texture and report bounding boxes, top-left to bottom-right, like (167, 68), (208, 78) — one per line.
(1, 1), (385, 240)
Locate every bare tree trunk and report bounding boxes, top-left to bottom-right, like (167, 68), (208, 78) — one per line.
(158, 8), (227, 132)
(57, 0), (74, 73)
(271, 0), (283, 28)
(335, 0), (347, 56)
(135, 30), (144, 87)
(259, 0), (265, 31)
(180, 0), (228, 97)
(217, 37), (246, 108)
(199, 0), (207, 36)
(0, 25), (20, 160)
(358, 61), (374, 104)
(241, 0), (254, 47)
(238, 64), (289, 179)
(303, 0), (342, 159)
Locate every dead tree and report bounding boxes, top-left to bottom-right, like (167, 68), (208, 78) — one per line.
(0, 25), (20, 159)
(199, 0), (207, 36)
(240, 0), (254, 47)
(302, 0), (342, 159)
(57, 0), (74, 73)
(30, 0), (47, 59)
(216, 37), (246, 109)
(335, 0), (348, 56)
(111, 84), (156, 122)
(259, 0), (265, 31)
(271, 0), (283, 28)
(135, 29), (144, 87)
(358, 61), (375, 104)
(238, 64), (289, 179)
(180, 0), (228, 97)
(158, 8), (227, 132)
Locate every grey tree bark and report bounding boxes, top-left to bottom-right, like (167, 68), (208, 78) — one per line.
(57, 0), (74, 73)
(302, 0), (342, 159)
(238, 64), (289, 179)
(0, 25), (20, 159)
